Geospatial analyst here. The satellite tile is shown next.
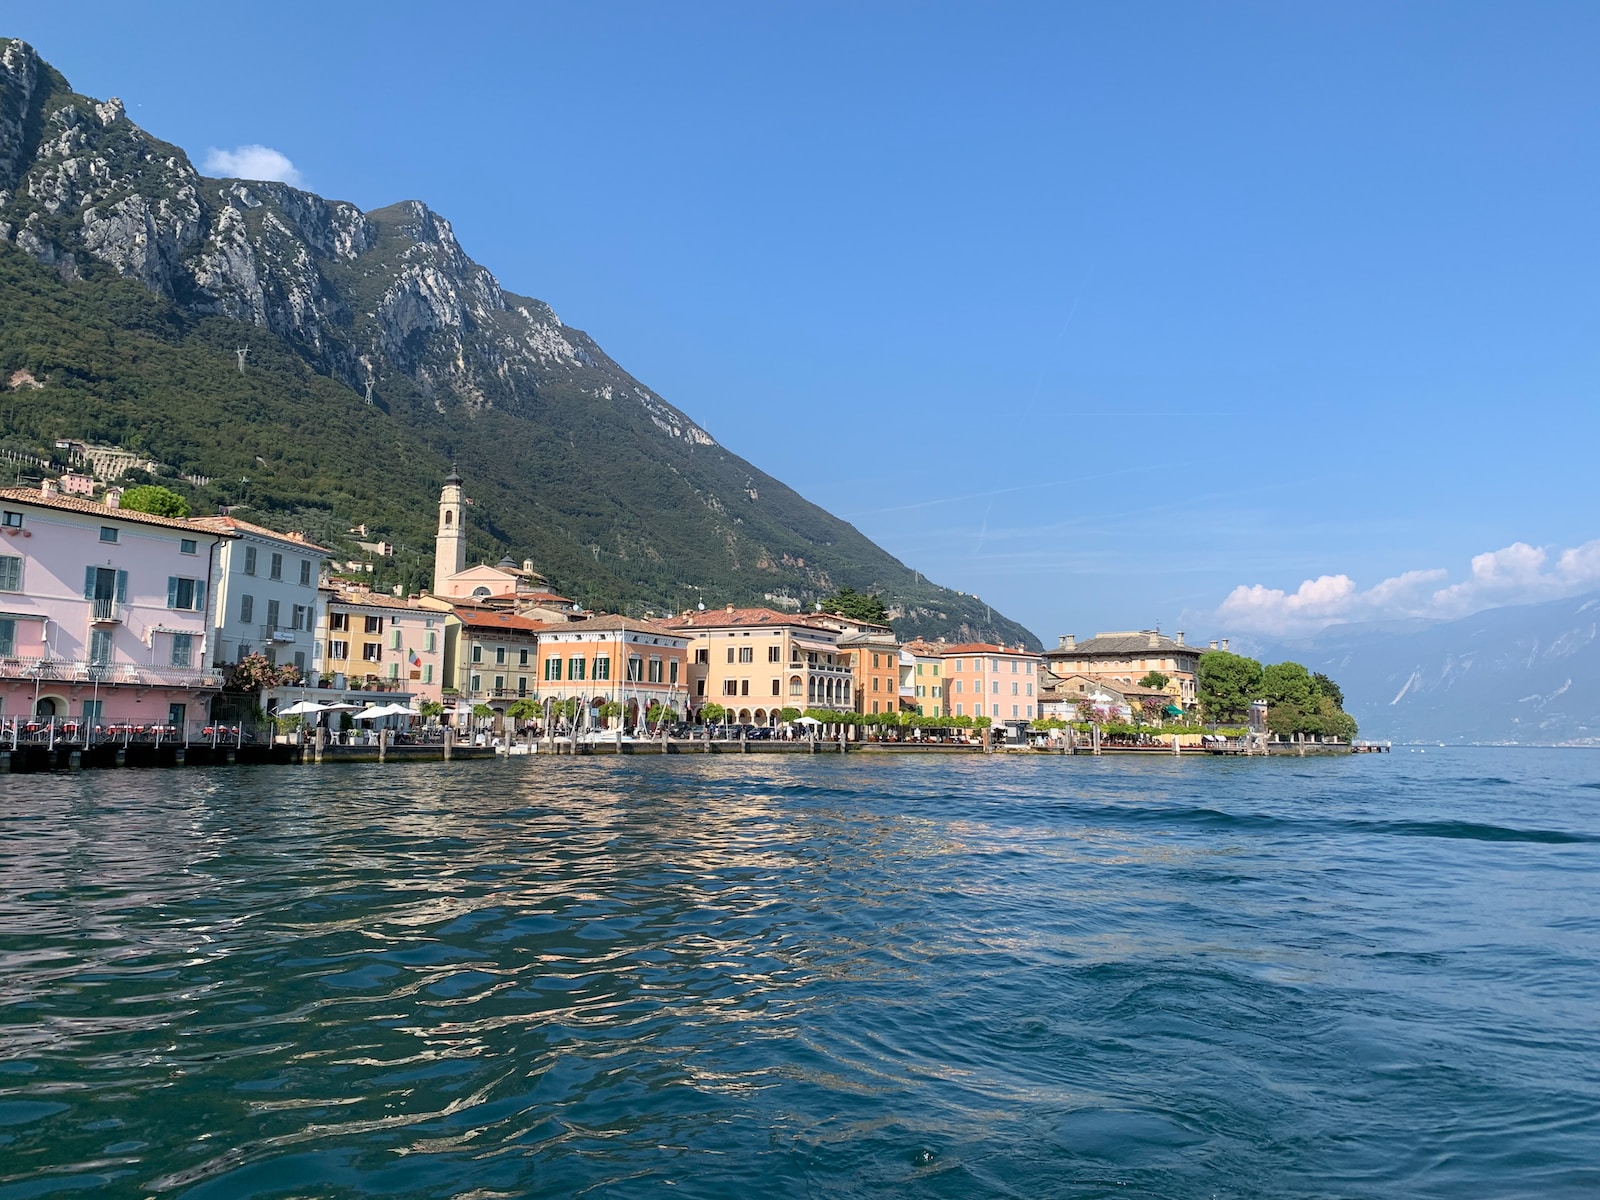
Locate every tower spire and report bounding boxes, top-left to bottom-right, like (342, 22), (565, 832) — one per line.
(433, 469), (467, 594)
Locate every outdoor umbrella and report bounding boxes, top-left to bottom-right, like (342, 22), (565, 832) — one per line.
(351, 705), (392, 721)
(795, 716), (821, 726)
(278, 700), (328, 716)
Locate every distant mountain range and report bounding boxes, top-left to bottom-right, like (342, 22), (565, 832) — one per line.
(0, 38), (1037, 647)
(1237, 592), (1600, 744)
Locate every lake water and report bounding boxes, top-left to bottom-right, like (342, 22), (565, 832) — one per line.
(1, 749), (1597, 1198)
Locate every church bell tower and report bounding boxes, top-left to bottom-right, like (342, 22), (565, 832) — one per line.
(433, 468), (467, 595)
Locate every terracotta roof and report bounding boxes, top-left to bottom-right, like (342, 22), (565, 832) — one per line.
(666, 606), (834, 632)
(455, 609), (550, 634)
(327, 588), (425, 611)
(0, 487), (223, 533)
(550, 614), (688, 639)
(190, 515), (331, 554)
(939, 642), (1041, 657)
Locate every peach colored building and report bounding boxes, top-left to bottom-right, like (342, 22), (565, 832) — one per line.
(666, 607), (854, 724)
(534, 615), (689, 726)
(939, 642), (1045, 726)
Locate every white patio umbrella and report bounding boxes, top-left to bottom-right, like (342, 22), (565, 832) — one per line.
(351, 705), (393, 721)
(794, 715), (821, 726)
(278, 700), (328, 716)
(320, 702), (362, 712)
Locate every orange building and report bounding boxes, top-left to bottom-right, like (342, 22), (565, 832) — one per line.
(666, 607), (855, 724)
(533, 615), (689, 726)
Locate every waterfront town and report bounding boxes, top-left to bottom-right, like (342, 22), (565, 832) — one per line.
(0, 469), (1267, 752)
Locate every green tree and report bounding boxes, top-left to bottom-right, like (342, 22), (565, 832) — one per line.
(1198, 650), (1264, 723)
(418, 699), (444, 720)
(1261, 661), (1315, 709)
(699, 702), (726, 724)
(1138, 670), (1170, 690)
(821, 586), (888, 624)
(506, 697), (541, 724)
(598, 701), (624, 720)
(471, 703), (493, 720)
(778, 706), (801, 723)
(1311, 672), (1344, 708)
(118, 484), (190, 518)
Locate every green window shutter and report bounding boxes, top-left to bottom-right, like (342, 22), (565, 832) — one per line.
(115, 570), (128, 604)
(84, 566), (97, 599)
(167, 577), (179, 608)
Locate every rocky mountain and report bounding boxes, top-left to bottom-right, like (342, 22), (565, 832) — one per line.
(0, 38), (1038, 647)
(1243, 592), (1600, 744)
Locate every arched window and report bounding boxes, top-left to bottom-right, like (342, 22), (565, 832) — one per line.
(444, 511), (453, 526)
(472, 587), (491, 598)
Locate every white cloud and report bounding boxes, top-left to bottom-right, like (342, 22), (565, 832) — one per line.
(201, 144), (303, 186)
(1214, 538), (1600, 636)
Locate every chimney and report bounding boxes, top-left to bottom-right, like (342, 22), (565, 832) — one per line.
(105, 486), (122, 509)
(523, 559), (535, 573)
(1221, 638), (1230, 651)
(1147, 632), (1159, 649)
(1175, 631), (1185, 645)
(1209, 640), (1218, 650)
(1062, 634), (1076, 650)
(40, 478), (57, 497)
(726, 604), (734, 613)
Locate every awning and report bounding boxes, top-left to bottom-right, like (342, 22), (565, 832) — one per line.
(1164, 705), (1184, 716)
(792, 638), (838, 655)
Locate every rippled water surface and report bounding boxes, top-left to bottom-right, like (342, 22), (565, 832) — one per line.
(2, 749), (1598, 1198)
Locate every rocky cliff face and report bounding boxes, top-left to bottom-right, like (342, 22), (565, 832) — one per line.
(0, 37), (1039, 648)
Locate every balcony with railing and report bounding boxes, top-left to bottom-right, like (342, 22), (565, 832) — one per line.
(90, 598), (125, 624)
(0, 657), (224, 688)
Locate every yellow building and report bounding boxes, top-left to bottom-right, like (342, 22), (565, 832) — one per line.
(667, 607), (854, 724)
(319, 585), (447, 701)
(901, 638), (946, 717)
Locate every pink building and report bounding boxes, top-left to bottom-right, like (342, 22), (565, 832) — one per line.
(0, 485), (228, 735)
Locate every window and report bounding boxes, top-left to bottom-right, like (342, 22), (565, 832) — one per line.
(81, 699), (102, 725)
(388, 662), (399, 681)
(789, 677), (802, 696)
(768, 644), (781, 663)
(569, 656), (587, 681)
(299, 560), (312, 586)
(364, 615), (381, 634)
(1011, 682), (1018, 695)
(695, 648), (709, 664)
(517, 677), (527, 695)
(670, 660), (679, 684)
(167, 576), (206, 612)
(872, 653), (880, 669)
(425, 631), (438, 653)
(545, 657), (562, 681)
(266, 599), (280, 630)
(243, 546), (257, 575)
(294, 651), (306, 673)
(495, 646), (506, 665)
(180, 539), (197, 555)
(1, 511), (20, 528)
(0, 556), (20, 592)
(1026, 683), (1033, 696)
(519, 648), (528, 666)
(872, 677), (879, 692)
(424, 664), (434, 684)
(293, 604), (309, 631)
(932, 686), (941, 698)
(472, 643), (483, 664)
(648, 658), (663, 683)
(594, 655), (610, 681)
(170, 633), (193, 668)
(726, 647), (735, 664)
(329, 639), (348, 660)
(916, 685), (925, 697)
(916, 663), (923, 675)
(269, 552), (283, 580)
(99, 526), (118, 544)
(993, 704), (1000, 718)
(955, 703), (963, 716)
(0, 617), (13, 656)
(494, 675), (505, 692)
(389, 628), (402, 651)
(737, 646), (752, 664)
(237, 643), (253, 661)
(1012, 705), (1019, 718)
(239, 594), (254, 624)
(329, 611), (349, 632)
(627, 656), (643, 682)
(1011, 660), (1019, 673)
(697, 680), (705, 696)
(771, 679), (780, 695)
(723, 679), (738, 696)
(89, 628), (113, 665)
(993, 681), (1000, 694)
(470, 673), (483, 693)
(362, 643), (382, 662)
(741, 679), (749, 695)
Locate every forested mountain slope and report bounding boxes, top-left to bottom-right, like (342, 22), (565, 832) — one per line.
(0, 38), (1036, 646)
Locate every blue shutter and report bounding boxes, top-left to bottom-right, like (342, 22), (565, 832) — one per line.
(194, 579), (207, 613)
(115, 570), (128, 604)
(84, 566), (96, 599)
(167, 577), (179, 608)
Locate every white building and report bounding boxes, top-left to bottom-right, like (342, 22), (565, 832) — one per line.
(193, 517), (330, 677)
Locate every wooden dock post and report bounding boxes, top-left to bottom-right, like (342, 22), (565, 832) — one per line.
(314, 726), (326, 764)
(443, 726), (454, 760)
(378, 728), (388, 763)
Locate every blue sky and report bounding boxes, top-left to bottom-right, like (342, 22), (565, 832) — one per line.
(11, 2), (1600, 640)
